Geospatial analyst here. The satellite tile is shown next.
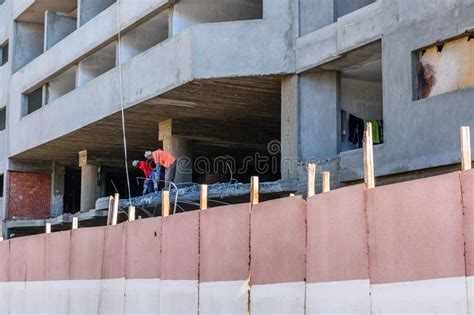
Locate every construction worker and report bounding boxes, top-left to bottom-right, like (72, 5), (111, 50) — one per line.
(132, 160), (157, 195)
(145, 149), (177, 190)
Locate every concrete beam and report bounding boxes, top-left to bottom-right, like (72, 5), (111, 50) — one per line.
(44, 11), (76, 51)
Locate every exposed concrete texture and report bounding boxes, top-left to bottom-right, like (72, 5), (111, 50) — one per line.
(120, 10), (168, 63)
(162, 135), (192, 185)
(169, 0), (262, 36)
(281, 75), (299, 182)
(12, 21), (43, 73)
(46, 66), (76, 104)
(300, 71), (341, 161)
(44, 11), (76, 51)
(50, 162), (65, 218)
(80, 164), (100, 212)
(298, 0), (334, 37)
(77, 41), (116, 87)
(78, 0), (115, 27)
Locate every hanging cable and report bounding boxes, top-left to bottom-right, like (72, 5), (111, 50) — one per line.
(116, 0), (132, 206)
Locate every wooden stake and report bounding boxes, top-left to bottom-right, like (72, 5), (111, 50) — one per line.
(138, 216), (142, 220)
(128, 206), (136, 222)
(46, 223), (51, 234)
(322, 171), (331, 193)
(112, 193), (119, 225)
(250, 176), (259, 206)
(107, 196), (114, 225)
(200, 184), (208, 210)
(72, 217), (78, 230)
(162, 191), (170, 217)
(461, 126), (472, 171)
(307, 163), (316, 198)
(363, 122), (375, 189)
(289, 193), (296, 197)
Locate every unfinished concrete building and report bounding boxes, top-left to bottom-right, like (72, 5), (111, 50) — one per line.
(0, 0), (474, 237)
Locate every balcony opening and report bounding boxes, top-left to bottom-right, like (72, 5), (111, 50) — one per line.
(120, 9), (169, 63)
(13, 0), (78, 72)
(0, 42), (8, 66)
(335, 0), (376, 19)
(414, 35), (474, 100)
(0, 107), (6, 131)
(45, 65), (77, 104)
(23, 86), (44, 116)
(77, 41), (116, 87)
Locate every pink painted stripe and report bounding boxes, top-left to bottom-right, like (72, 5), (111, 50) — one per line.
(200, 203), (249, 282)
(45, 231), (70, 281)
(460, 170), (474, 276)
(9, 238), (26, 282)
(102, 223), (126, 279)
(26, 234), (46, 281)
(0, 240), (8, 282)
(161, 211), (199, 281)
(367, 173), (465, 284)
(251, 196), (306, 285)
(126, 217), (161, 280)
(307, 184), (369, 283)
(70, 226), (105, 280)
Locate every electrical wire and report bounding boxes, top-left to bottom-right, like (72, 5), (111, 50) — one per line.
(116, 0), (132, 206)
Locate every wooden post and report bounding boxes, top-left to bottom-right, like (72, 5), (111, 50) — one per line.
(112, 193), (119, 225)
(128, 206), (136, 222)
(250, 176), (259, 206)
(106, 196), (114, 225)
(162, 191), (170, 217)
(461, 126), (472, 171)
(72, 217), (78, 230)
(138, 216), (142, 220)
(322, 171), (331, 193)
(200, 184), (208, 210)
(46, 223), (51, 234)
(307, 163), (316, 198)
(363, 122), (375, 189)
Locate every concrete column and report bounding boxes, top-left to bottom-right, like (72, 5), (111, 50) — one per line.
(169, 0), (262, 36)
(50, 162), (65, 218)
(159, 120), (193, 185)
(79, 150), (101, 212)
(44, 11), (77, 51)
(299, 71), (341, 161)
(281, 75), (299, 182)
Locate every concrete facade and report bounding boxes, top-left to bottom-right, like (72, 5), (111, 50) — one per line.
(1, 0), (474, 236)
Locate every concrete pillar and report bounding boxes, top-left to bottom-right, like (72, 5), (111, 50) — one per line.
(78, 0), (116, 27)
(50, 162), (65, 218)
(298, 0), (335, 36)
(169, 0), (262, 36)
(44, 11), (77, 51)
(13, 21), (44, 72)
(79, 150), (101, 212)
(299, 71), (341, 161)
(159, 120), (193, 185)
(281, 75), (299, 182)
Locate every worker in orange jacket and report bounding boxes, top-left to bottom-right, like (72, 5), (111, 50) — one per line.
(145, 149), (177, 190)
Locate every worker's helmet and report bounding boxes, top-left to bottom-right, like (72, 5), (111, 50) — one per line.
(144, 151), (152, 158)
(132, 160), (139, 167)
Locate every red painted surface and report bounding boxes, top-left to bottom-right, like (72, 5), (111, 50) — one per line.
(251, 196), (306, 285)
(0, 241), (9, 282)
(9, 238), (26, 282)
(366, 173), (465, 284)
(70, 226), (105, 280)
(161, 211), (199, 281)
(45, 231), (70, 281)
(460, 169), (474, 276)
(200, 203), (250, 282)
(7, 171), (51, 220)
(307, 184), (369, 283)
(126, 217), (161, 280)
(26, 234), (45, 281)
(102, 224), (126, 279)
